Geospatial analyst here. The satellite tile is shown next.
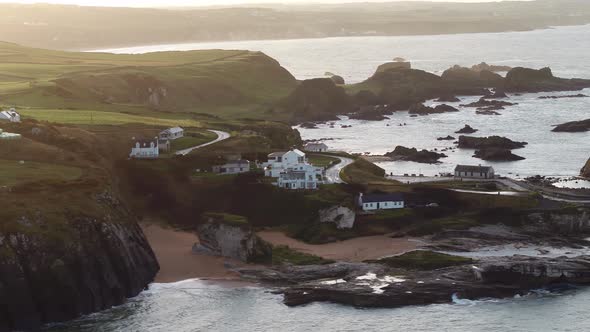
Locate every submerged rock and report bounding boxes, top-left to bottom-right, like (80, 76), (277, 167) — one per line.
(436, 95), (461, 102)
(552, 119), (590, 132)
(437, 135), (456, 141)
(408, 103), (459, 115)
(455, 124), (478, 134)
(476, 109), (502, 115)
(385, 146), (447, 164)
(539, 93), (588, 99)
(460, 97), (516, 108)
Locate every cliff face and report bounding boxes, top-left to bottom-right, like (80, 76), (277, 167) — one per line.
(0, 192), (159, 331)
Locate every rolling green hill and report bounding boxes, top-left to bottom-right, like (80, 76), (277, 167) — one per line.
(0, 42), (297, 122)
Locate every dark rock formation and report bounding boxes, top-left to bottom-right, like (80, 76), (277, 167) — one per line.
(240, 254), (590, 309)
(582, 158), (590, 178)
(349, 105), (392, 121)
(476, 109), (501, 115)
(408, 103), (459, 115)
(460, 97), (516, 108)
(552, 119), (590, 132)
(281, 78), (356, 124)
(471, 62), (512, 72)
(376, 60), (411, 73)
(329, 75), (345, 85)
(539, 94), (588, 99)
(385, 146), (447, 164)
(437, 135), (455, 141)
(441, 65), (504, 89)
(483, 89), (508, 99)
(455, 125), (478, 134)
(0, 193), (159, 331)
(458, 136), (528, 150)
(300, 122), (318, 129)
(196, 215), (272, 263)
(473, 148), (525, 161)
(504, 67), (590, 92)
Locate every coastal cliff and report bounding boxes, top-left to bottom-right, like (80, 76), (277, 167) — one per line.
(583, 158), (590, 177)
(0, 191), (159, 332)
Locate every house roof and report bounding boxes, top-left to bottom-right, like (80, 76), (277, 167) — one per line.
(291, 149), (306, 156)
(305, 143), (328, 148)
(362, 193), (404, 203)
(455, 165), (494, 173)
(133, 138), (157, 147)
(279, 170), (306, 180)
(0, 110), (18, 118)
(268, 151), (287, 157)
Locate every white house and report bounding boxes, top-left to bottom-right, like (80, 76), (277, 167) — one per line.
(454, 165), (495, 179)
(130, 138), (159, 159)
(304, 142), (329, 152)
(212, 159), (251, 174)
(262, 149), (323, 190)
(358, 193), (405, 211)
(0, 108), (20, 123)
(159, 127), (184, 140)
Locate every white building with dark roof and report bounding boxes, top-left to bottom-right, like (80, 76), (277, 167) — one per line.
(262, 149), (323, 190)
(454, 165), (495, 179)
(358, 193), (405, 211)
(130, 138), (159, 159)
(213, 159), (251, 174)
(159, 127), (184, 140)
(304, 142), (329, 152)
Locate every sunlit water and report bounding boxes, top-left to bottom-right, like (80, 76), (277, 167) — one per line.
(73, 26), (590, 331)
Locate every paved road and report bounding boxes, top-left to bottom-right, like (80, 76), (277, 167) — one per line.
(324, 156), (354, 184)
(175, 130), (231, 156)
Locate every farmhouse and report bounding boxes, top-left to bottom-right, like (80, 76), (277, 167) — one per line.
(0, 108), (20, 123)
(358, 193), (405, 211)
(129, 138), (159, 159)
(159, 127), (184, 140)
(262, 149), (323, 189)
(304, 142), (329, 152)
(212, 159), (251, 174)
(454, 165), (495, 179)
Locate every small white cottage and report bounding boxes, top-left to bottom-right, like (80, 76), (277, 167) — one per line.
(159, 127), (184, 140)
(212, 159), (251, 174)
(454, 165), (495, 179)
(0, 108), (20, 123)
(358, 193), (405, 211)
(304, 142), (329, 152)
(129, 138), (159, 159)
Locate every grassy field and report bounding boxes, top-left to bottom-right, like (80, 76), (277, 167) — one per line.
(0, 42), (297, 120)
(17, 108), (202, 127)
(308, 154), (340, 168)
(0, 159), (83, 186)
(169, 131), (218, 151)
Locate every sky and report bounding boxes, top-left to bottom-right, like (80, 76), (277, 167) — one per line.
(0, 0), (502, 7)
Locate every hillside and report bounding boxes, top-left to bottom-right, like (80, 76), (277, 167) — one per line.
(0, 42), (297, 120)
(1, 1), (590, 50)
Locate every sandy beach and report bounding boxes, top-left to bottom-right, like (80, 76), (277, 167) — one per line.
(141, 222), (246, 283)
(258, 231), (423, 262)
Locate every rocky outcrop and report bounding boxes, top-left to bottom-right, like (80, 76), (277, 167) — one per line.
(504, 67), (590, 92)
(527, 209), (590, 235)
(349, 105), (392, 121)
(473, 148), (525, 161)
(458, 136), (527, 150)
(582, 158), (590, 178)
(376, 60), (411, 73)
(539, 94), (587, 99)
(455, 124), (478, 134)
(319, 206), (356, 229)
(282, 78), (356, 124)
(441, 65), (504, 89)
(460, 97), (516, 109)
(0, 192), (159, 331)
(240, 253), (590, 309)
(436, 95), (460, 102)
(471, 62), (512, 72)
(552, 119), (590, 132)
(385, 146), (447, 164)
(408, 103), (459, 115)
(196, 215), (272, 263)
(437, 135), (455, 141)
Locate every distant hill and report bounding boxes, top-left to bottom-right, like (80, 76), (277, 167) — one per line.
(0, 42), (297, 119)
(1, 0), (590, 50)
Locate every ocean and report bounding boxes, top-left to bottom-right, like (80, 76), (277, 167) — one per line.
(62, 25), (590, 332)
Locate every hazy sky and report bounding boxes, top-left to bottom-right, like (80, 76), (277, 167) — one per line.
(0, 0), (503, 7)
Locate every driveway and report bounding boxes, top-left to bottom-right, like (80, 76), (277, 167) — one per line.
(175, 130), (230, 156)
(324, 155), (354, 184)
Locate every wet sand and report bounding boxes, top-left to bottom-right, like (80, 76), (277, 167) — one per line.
(258, 231), (423, 262)
(141, 222), (246, 283)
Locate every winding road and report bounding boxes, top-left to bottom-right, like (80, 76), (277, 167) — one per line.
(324, 155), (354, 184)
(175, 130), (230, 156)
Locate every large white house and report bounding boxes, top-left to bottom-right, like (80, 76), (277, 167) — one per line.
(159, 127), (184, 140)
(0, 108), (20, 123)
(454, 165), (495, 179)
(130, 138), (159, 159)
(358, 193), (405, 211)
(262, 149), (323, 190)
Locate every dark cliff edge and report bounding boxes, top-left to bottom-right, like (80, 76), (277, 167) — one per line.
(0, 190), (159, 332)
(582, 158), (590, 178)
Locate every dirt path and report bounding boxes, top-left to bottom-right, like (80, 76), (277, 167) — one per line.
(141, 222), (245, 283)
(258, 230), (423, 262)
